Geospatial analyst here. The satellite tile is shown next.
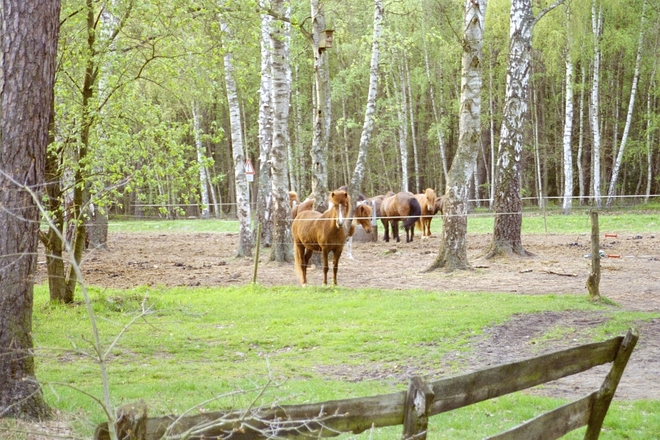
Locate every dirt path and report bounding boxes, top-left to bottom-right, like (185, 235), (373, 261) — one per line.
(37, 230), (660, 400)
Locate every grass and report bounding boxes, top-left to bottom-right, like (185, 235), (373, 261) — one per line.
(28, 283), (660, 439)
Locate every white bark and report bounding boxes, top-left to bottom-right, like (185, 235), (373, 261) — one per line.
(350, 0), (383, 195)
(590, 0), (603, 208)
(192, 103), (210, 218)
(606, 0), (647, 207)
(257, 5), (274, 246)
(395, 55), (409, 192)
(269, 0), (293, 262)
(405, 55), (420, 193)
(562, 38), (574, 214)
(221, 18), (252, 257)
(578, 60), (586, 204)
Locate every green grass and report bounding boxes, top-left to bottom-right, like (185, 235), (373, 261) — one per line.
(106, 210), (660, 236)
(29, 283), (660, 439)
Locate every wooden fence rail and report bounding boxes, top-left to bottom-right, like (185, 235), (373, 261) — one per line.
(95, 328), (637, 440)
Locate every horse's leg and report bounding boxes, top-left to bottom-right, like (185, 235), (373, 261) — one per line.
(321, 249), (330, 285)
(347, 236), (354, 259)
(392, 220), (400, 242)
(332, 248), (343, 285)
(302, 248), (314, 285)
(382, 219), (390, 242)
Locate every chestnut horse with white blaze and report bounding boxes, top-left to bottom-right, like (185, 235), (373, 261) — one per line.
(292, 190), (351, 286)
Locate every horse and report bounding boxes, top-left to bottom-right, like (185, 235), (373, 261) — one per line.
(345, 202), (373, 259)
(380, 191), (422, 243)
(289, 191), (300, 208)
(434, 194), (446, 215)
(414, 188), (437, 239)
(291, 198), (313, 219)
(292, 190), (350, 286)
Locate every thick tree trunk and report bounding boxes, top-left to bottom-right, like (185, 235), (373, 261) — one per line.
(486, 0), (564, 258)
(221, 20), (252, 257)
(0, 0), (60, 420)
(606, 0), (647, 208)
(269, 0), (294, 263)
(350, 0), (383, 198)
(427, 0), (487, 272)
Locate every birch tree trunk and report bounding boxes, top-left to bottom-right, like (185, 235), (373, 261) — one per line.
(257, 5), (274, 246)
(606, 0), (647, 208)
(192, 103), (210, 219)
(310, 0), (330, 210)
(578, 59), (586, 204)
(350, 0), (383, 198)
(486, 0), (564, 258)
(395, 55), (409, 192)
(405, 55), (420, 193)
(221, 19), (252, 257)
(562, 22), (575, 214)
(590, 0), (603, 208)
(426, 0), (487, 272)
(0, 0), (60, 419)
(269, 0), (294, 262)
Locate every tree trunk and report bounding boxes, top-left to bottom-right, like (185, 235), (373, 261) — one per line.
(590, 0), (603, 208)
(269, 0), (294, 263)
(426, 0), (487, 273)
(350, 0), (383, 198)
(394, 54), (409, 192)
(405, 55), (420, 194)
(310, 0), (330, 211)
(486, 0), (564, 258)
(606, 0), (647, 208)
(562, 22), (575, 215)
(578, 60), (586, 205)
(221, 19), (252, 257)
(0, 0), (60, 420)
(257, 6), (274, 247)
(193, 103), (210, 219)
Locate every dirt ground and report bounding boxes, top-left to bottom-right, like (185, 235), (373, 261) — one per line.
(37, 229), (660, 402)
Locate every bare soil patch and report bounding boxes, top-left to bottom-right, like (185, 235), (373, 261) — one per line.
(37, 230), (660, 401)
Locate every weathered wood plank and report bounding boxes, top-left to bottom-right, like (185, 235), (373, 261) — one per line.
(94, 333), (631, 440)
(485, 392), (596, 440)
(401, 377), (434, 439)
(428, 336), (622, 415)
(584, 328), (639, 440)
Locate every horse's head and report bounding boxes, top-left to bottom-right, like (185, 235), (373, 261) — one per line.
(354, 203), (373, 234)
(424, 188), (437, 211)
(329, 190), (350, 228)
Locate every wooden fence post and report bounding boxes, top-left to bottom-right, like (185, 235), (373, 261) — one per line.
(584, 328), (639, 440)
(586, 210), (601, 300)
(402, 376), (435, 440)
(114, 400), (148, 440)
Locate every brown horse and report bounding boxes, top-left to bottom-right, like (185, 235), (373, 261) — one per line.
(291, 198), (313, 219)
(414, 188), (437, 238)
(434, 194), (446, 215)
(292, 190), (350, 286)
(289, 191), (300, 208)
(380, 191), (422, 243)
(345, 202), (374, 259)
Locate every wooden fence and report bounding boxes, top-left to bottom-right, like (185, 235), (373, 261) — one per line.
(94, 328), (637, 440)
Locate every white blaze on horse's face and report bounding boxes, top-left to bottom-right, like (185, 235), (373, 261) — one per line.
(336, 202), (345, 227)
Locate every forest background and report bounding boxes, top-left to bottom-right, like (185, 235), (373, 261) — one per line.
(52, 0), (660, 229)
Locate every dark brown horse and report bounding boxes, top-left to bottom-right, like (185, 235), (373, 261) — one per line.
(414, 188), (437, 238)
(292, 190), (350, 286)
(380, 191), (422, 243)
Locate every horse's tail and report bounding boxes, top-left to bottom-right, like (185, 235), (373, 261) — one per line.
(404, 197), (422, 229)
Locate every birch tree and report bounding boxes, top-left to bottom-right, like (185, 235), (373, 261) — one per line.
(192, 103), (211, 219)
(0, 0), (60, 419)
(590, 0), (603, 208)
(606, 0), (647, 207)
(426, 0), (487, 272)
(221, 18), (252, 257)
(269, 0), (294, 263)
(349, 0), (384, 197)
(562, 8), (575, 214)
(310, 0), (331, 210)
(485, 0), (564, 258)
(256, 5), (274, 246)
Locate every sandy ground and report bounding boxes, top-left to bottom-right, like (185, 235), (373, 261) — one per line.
(36, 229), (660, 402)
